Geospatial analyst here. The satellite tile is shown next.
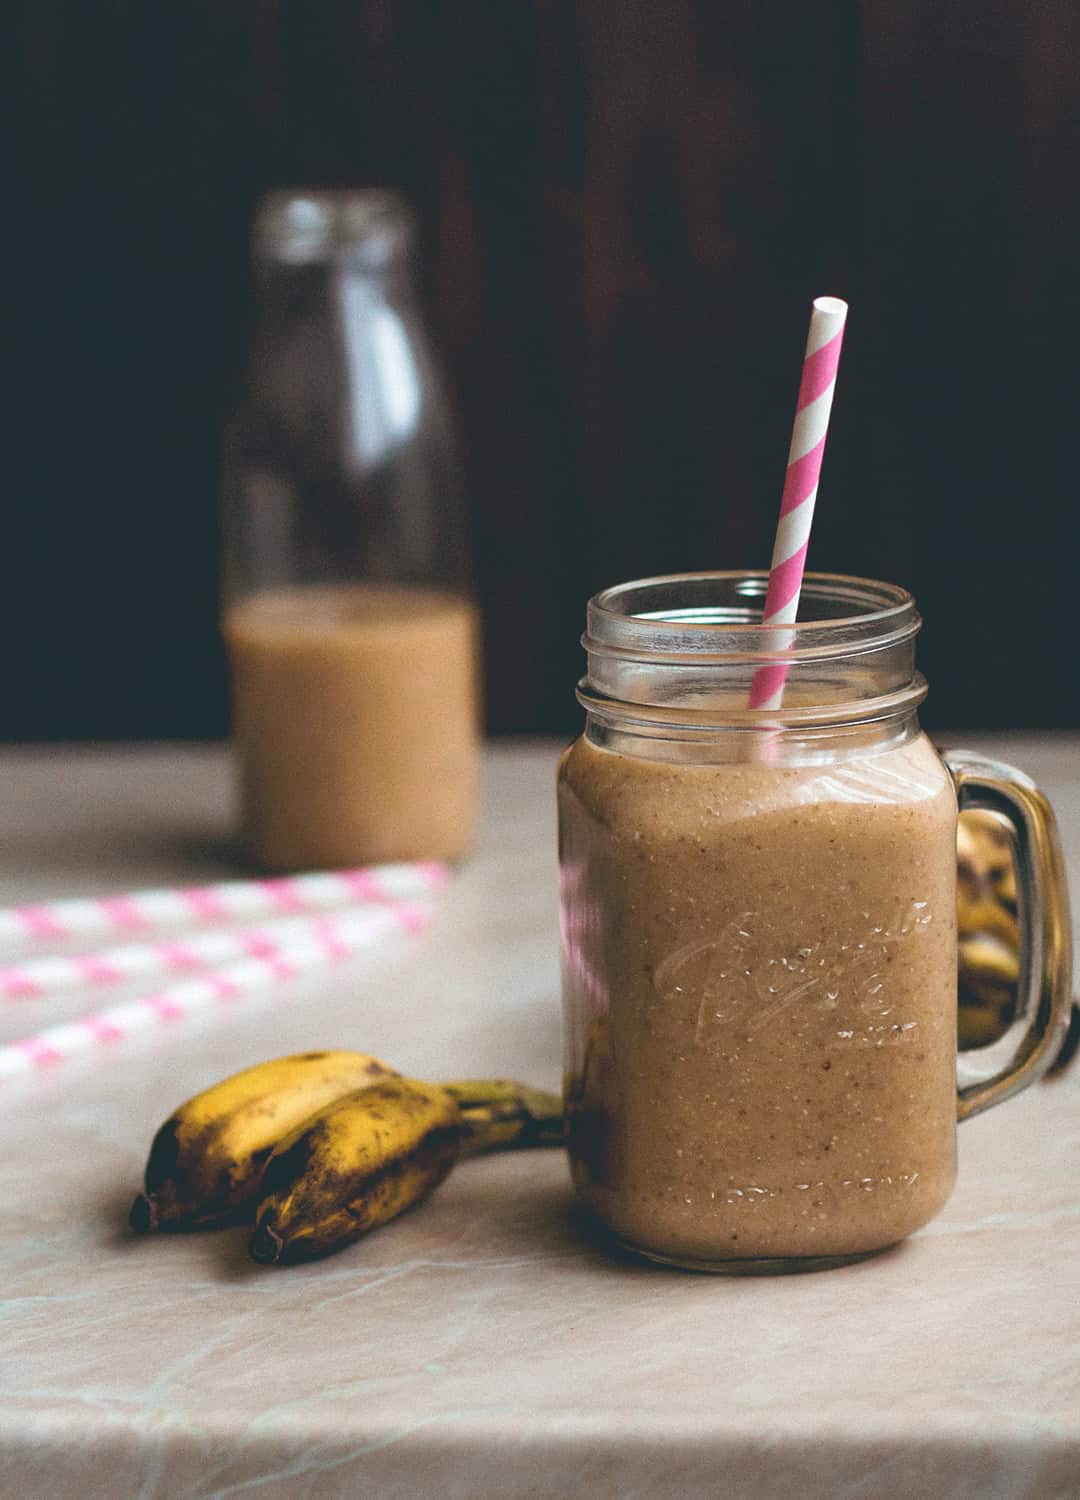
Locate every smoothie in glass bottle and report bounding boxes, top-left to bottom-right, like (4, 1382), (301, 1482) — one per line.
(222, 191), (478, 870)
(226, 584), (478, 870)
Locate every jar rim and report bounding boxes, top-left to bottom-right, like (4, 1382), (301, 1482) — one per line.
(585, 571), (920, 666)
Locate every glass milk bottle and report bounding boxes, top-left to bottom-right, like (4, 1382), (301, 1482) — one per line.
(223, 191), (479, 871)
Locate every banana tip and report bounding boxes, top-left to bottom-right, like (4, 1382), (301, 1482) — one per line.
(129, 1193), (158, 1234)
(249, 1223), (284, 1265)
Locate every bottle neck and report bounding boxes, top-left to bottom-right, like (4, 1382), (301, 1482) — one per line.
(249, 189), (419, 343)
(254, 251), (414, 298)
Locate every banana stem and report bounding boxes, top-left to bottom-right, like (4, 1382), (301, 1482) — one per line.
(441, 1080), (564, 1155)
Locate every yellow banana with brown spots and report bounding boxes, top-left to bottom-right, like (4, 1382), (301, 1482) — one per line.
(249, 1077), (463, 1264)
(130, 1050), (398, 1233)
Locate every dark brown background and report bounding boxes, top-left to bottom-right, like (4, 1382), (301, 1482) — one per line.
(7, 2), (1079, 739)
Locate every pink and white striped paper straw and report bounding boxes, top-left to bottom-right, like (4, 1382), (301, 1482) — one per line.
(0, 903), (432, 1080)
(748, 296), (848, 711)
(0, 862), (447, 953)
(0, 907), (432, 1001)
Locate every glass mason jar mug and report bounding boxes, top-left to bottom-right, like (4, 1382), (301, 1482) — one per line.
(558, 573), (1072, 1272)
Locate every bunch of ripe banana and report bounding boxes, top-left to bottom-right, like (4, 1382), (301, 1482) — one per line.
(956, 809), (1078, 1072)
(956, 809), (1020, 1050)
(130, 1052), (563, 1265)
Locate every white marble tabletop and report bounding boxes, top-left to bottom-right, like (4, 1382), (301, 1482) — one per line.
(0, 737), (1077, 1500)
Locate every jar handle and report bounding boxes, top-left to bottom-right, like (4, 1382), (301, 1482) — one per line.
(944, 750), (1073, 1120)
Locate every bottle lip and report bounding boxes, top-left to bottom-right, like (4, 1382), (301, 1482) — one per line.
(253, 189), (413, 265)
(584, 570), (921, 666)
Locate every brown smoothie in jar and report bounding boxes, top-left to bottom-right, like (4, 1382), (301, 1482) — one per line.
(558, 732), (958, 1266)
(226, 583), (479, 871)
